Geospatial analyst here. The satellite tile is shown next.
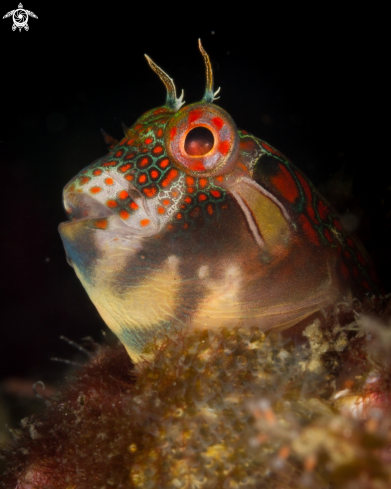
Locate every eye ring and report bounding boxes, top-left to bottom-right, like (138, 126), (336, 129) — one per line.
(165, 103), (239, 177)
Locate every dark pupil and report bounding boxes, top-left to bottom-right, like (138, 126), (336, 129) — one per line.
(184, 127), (214, 156)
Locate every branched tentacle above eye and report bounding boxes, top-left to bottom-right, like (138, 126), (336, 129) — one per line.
(144, 54), (185, 112)
(198, 39), (221, 103)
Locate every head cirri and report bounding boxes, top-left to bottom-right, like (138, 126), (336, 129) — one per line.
(59, 40), (379, 362)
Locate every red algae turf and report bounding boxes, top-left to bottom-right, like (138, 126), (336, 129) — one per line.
(2, 296), (391, 489)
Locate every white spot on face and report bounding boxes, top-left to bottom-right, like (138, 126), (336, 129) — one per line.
(198, 265), (209, 279)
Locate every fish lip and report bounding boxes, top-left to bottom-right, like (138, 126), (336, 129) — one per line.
(62, 192), (115, 223)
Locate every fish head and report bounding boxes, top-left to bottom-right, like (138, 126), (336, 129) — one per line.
(59, 42), (355, 361)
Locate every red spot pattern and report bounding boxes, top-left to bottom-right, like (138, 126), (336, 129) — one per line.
(137, 156), (152, 169)
(317, 200), (330, 221)
(218, 141), (230, 156)
(143, 185), (157, 198)
(211, 117), (224, 130)
(162, 169), (178, 187)
(270, 164), (299, 203)
(323, 228), (333, 243)
(295, 171), (318, 224)
(153, 145), (163, 155)
(333, 219), (343, 231)
(119, 164), (132, 173)
(298, 214), (320, 246)
(340, 261), (350, 280)
(149, 169), (160, 180)
(158, 158), (170, 169)
(188, 110), (202, 124)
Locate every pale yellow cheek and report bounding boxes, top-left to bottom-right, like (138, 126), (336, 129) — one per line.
(74, 254), (182, 361)
(190, 265), (244, 329)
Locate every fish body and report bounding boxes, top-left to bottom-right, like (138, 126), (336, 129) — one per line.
(59, 43), (377, 361)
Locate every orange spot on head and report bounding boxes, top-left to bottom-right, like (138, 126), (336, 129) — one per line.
(93, 169), (102, 176)
(172, 191), (178, 197)
(163, 199), (170, 206)
(214, 175), (224, 182)
(143, 186), (157, 198)
(129, 201), (138, 210)
(170, 127), (177, 139)
(140, 219), (150, 227)
(157, 128), (163, 137)
(80, 176), (91, 185)
(119, 210), (130, 219)
(183, 223), (189, 229)
(207, 204), (214, 215)
(135, 124), (143, 131)
(145, 138), (153, 145)
(158, 206), (165, 214)
(186, 176), (195, 186)
(153, 146), (163, 155)
(95, 219), (108, 229)
(119, 164), (132, 172)
(139, 157), (150, 167)
(90, 186), (102, 194)
(211, 117), (224, 130)
(159, 158), (170, 169)
(198, 193), (207, 202)
(105, 177), (114, 185)
(185, 196), (192, 204)
(187, 187), (195, 194)
(210, 189), (221, 198)
(150, 170), (159, 179)
(199, 178), (208, 188)
(119, 190), (129, 199)
(125, 153), (135, 160)
(161, 168), (178, 187)
(115, 150), (124, 158)
(270, 164), (299, 203)
(138, 174), (147, 184)
(176, 213), (183, 220)
(103, 161), (116, 167)
(107, 200), (118, 208)
(125, 174), (134, 181)
(218, 141), (230, 156)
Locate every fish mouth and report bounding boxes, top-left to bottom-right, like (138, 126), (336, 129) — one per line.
(63, 192), (115, 223)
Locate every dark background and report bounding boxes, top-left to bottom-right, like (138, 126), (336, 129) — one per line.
(0, 6), (389, 427)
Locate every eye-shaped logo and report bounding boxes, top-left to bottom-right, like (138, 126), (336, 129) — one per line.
(2, 3), (38, 31)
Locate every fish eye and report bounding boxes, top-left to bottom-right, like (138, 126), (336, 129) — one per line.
(184, 127), (214, 156)
(165, 103), (239, 177)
